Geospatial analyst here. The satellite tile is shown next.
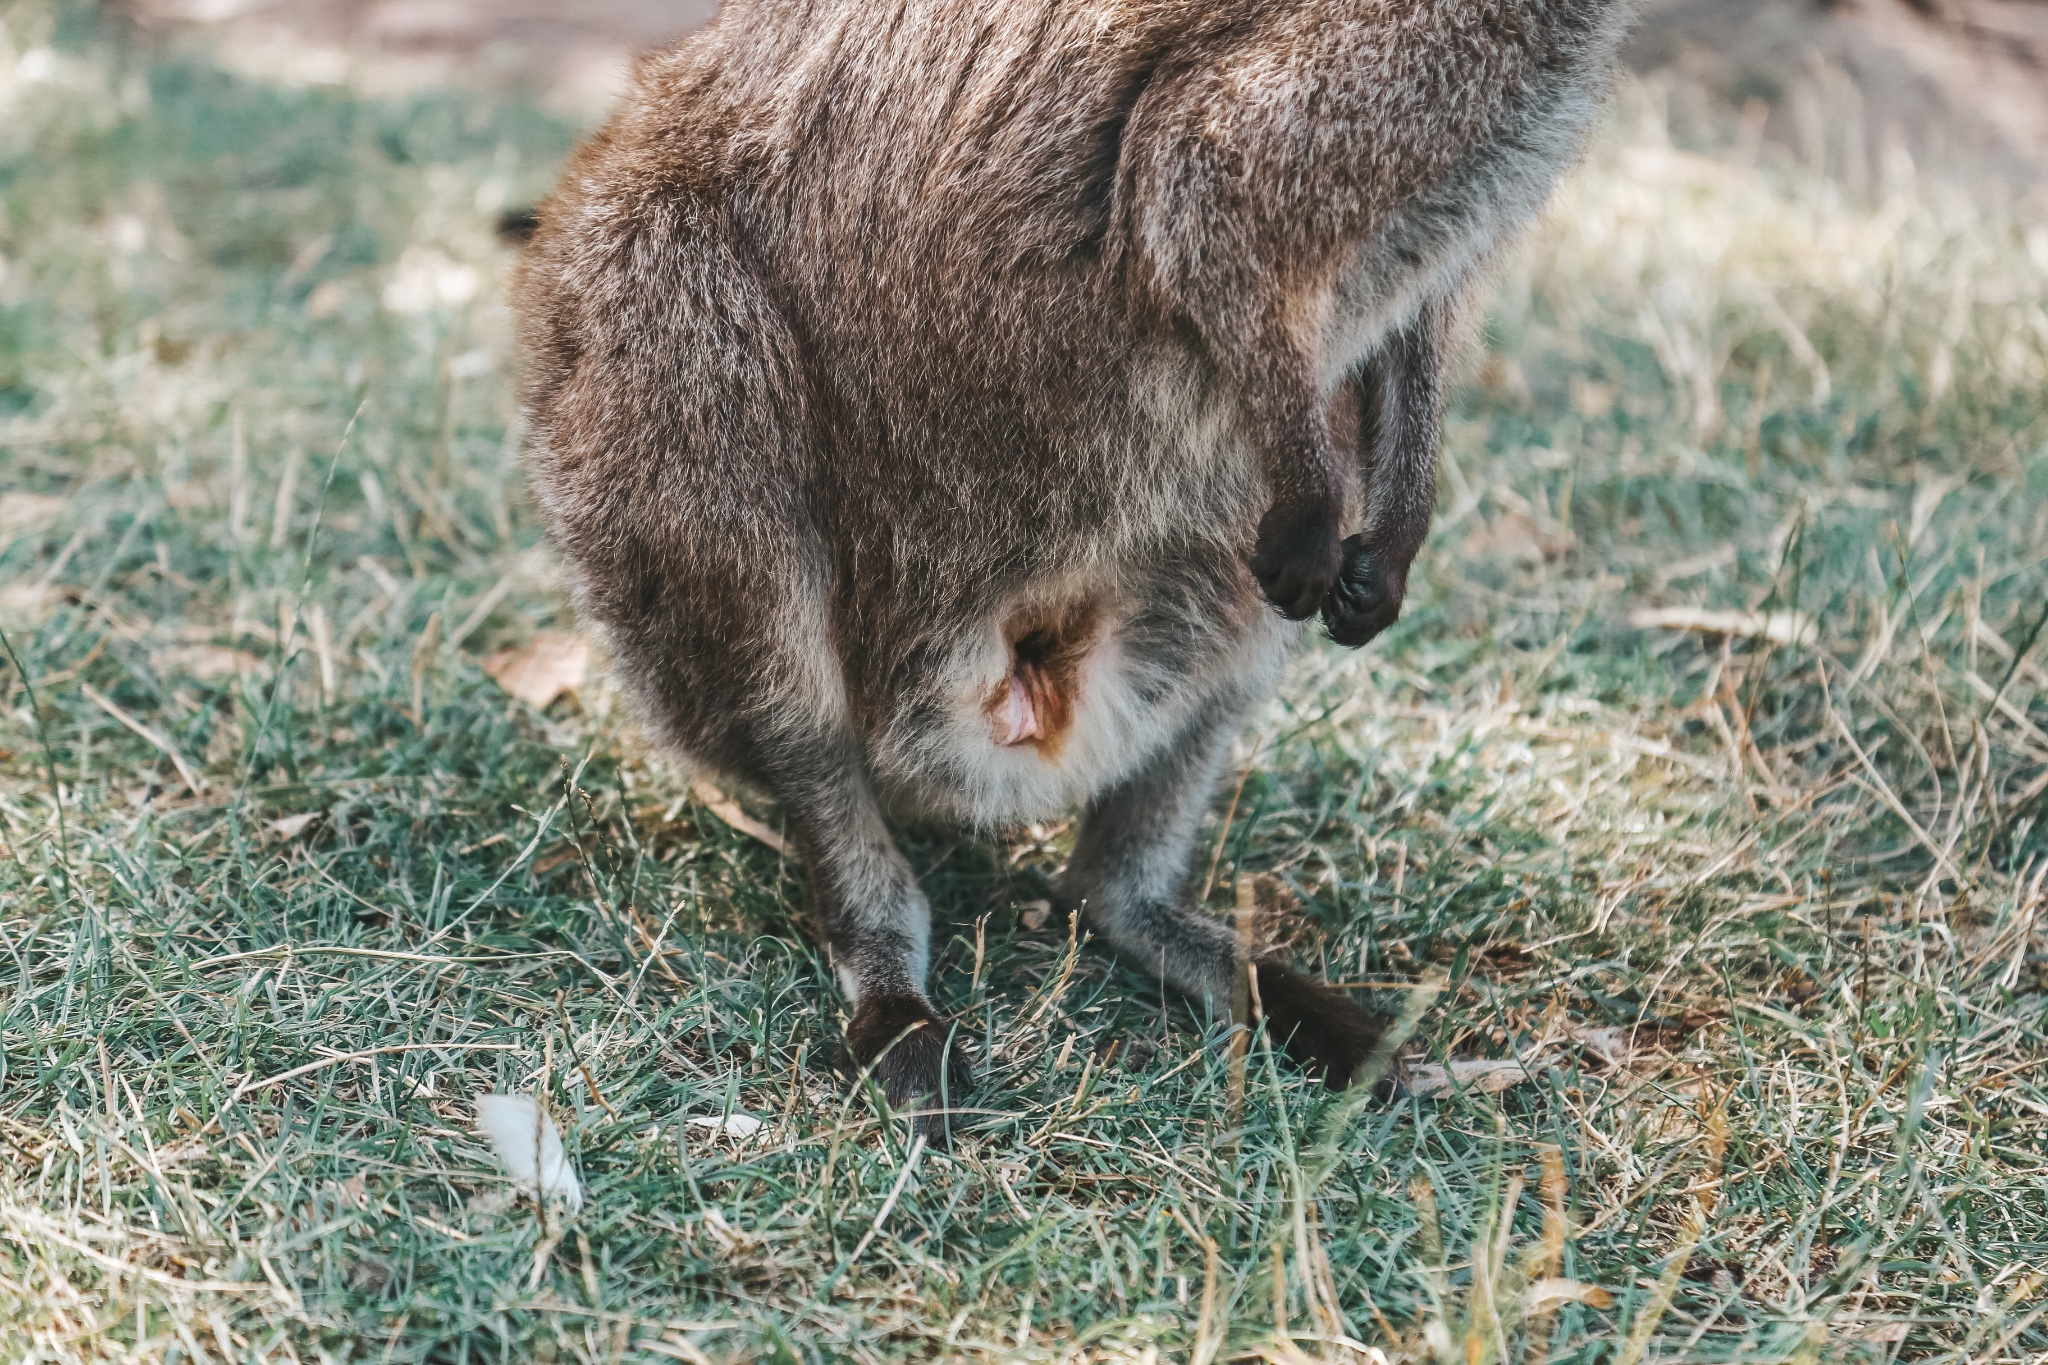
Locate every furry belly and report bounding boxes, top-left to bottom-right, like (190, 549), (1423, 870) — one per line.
(868, 586), (1292, 827)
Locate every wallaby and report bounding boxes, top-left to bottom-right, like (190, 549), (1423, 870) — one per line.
(514, 0), (1633, 1124)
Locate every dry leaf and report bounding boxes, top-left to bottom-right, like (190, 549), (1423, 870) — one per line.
(690, 778), (791, 856)
(1628, 606), (1816, 647)
(1018, 899), (1052, 931)
(1404, 1057), (1536, 1098)
(0, 492), (65, 536)
(271, 811), (321, 839)
(484, 631), (589, 708)
(1526, 1277), (1614, 1311)
(156, 645), (263, 681)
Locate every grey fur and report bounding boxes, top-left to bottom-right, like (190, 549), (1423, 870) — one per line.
(514, 0), (1635, 1112)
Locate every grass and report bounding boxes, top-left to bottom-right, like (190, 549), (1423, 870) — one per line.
(2, 6), (2046, 1361)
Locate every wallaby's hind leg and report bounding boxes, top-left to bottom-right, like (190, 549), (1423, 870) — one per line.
(1058, 697), (1389, 1087)
(758, 731), (973, 1127)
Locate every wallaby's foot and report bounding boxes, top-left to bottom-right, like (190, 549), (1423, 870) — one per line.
(1250, 503), (1343, 620)
(1253, 962), (1394, 1089)
(1321, 535), (1405, 647)
(845, 992), (975, 1140)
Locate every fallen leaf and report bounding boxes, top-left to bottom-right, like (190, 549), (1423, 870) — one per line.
(0, 492), (65, 536)
(271, 812), (321, 839)
(1404, 1057), (1536, 1098)
(1018, 899), (1052, 932)
(685, 1113), (765, 1140)
(690, 778), (791, 856)
(1628, 606), (1816, 647)
(484, 631), (589, 708)
(156, 645), (263, 681)
(1526, 1278), (1614, 1311)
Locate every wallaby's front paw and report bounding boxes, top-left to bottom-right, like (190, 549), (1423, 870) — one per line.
(845, 993), (975, 1141)
(1250, 504), (1343, 621)
(1320, 535), (1405, 648)
(1252, 961), (1399, 1091)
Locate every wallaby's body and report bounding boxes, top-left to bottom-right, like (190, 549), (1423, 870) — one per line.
(516, 0), (1630, 1115)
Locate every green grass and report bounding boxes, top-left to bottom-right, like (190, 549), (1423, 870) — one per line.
(3, 7), (2046, 1361)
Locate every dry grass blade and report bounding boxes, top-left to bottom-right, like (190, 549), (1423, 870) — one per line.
(1628, 606), (1817, 647)
(80, 682), (202, 793)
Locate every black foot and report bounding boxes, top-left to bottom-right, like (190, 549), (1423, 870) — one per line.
(844, 993), (975, 1142)
(1252, 961), (1398, 1090)
(1250, 503), (1343, 621)
(1320, 535), (1404, 648)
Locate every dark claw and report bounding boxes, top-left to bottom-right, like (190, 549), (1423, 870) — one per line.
(1321, 535), (1403, 648)
(844, 992), (975, 1145)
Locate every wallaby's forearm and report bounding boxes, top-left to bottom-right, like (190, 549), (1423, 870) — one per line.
(1324, 297), (1451, 646)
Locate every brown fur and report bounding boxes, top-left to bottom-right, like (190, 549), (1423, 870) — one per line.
(514, 0), (1633, 1117)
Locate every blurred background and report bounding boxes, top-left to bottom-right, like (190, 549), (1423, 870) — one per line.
(108, 0), (2048, 188)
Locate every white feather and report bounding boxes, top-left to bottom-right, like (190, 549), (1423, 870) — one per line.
(473, 1094), (583, 1210)
(686, 1112), (764, 1139)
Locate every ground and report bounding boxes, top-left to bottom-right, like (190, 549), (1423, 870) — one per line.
(1, 3), (2046, 1363)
